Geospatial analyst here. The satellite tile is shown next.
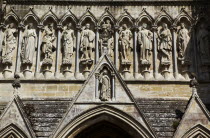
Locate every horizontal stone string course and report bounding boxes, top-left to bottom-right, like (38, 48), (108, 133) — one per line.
(0, 6), (209, 81)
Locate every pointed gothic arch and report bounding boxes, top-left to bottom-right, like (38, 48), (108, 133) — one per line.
(55, 105), (154, 138)
(40, 7), (58, 25)
(174, 8), (194, 26)
(59, 8), (78, 26)
(182, 124), (210, 138)
(154, 8), (173, 26)
(98, 8), (116, 26)
(78, 8), (97, 27)
(22, 7), (40, 25)
(136, 8), (154, 26)
(3, 7), (20, 26)
(0, 124), (28, 138)
(117, 9), (135, 27)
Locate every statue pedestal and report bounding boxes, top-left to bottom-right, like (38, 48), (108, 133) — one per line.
(122, 61), (131, 79)
(23, 64), (33, 79)
(141, 60), (151, 79)
(42, 64), (52, 79)
(81, 59), (93, 79)
(180, 60), (191, 80)
(3, 64), (12, 79)
(161, 61), (171, 79)
(62, 63), (73, 78)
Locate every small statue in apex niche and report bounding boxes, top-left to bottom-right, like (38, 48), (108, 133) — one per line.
(197, 22), (210, 62)
(119, 24), (133, 63)
(21, 23), (37, 64)
(98, 68), (111, 101)
(2, 23), (17, 64)
(62, 23), (75, 64)
(41, 23), (56, 64)
(138, 23), (153, 64)
(157, 23), (172, 64)
(99, 19), (114, 57)
(177, 22), (190, 61)
(80, 23), (95, 62)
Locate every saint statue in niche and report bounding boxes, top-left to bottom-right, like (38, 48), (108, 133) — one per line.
(98, 68), (111, 101)
(62, 23), (75, 64)
(80, 23), (95, 62)
(99, 20), (114, 57)
(41, 23), (56, 64)
(157, 23), (172, 64)
(2, 23), (17, 64)
(21, 23), (37, 64)
(119, 24), (133, 63)
(138, 23), (153, 64)
(197, 23), (210, 62)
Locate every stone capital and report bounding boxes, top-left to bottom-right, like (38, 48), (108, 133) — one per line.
(114, 25), (120, 31)
(151, 25), (158, 32)
(171, 25), (177, 32)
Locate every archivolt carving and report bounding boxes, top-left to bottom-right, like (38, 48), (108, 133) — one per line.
(0, 123), (28, 138)
(182, 124), (210, 138)
(55, 105), (154, 138)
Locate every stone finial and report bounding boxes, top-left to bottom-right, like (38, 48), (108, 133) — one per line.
(12, 74), (21, 94)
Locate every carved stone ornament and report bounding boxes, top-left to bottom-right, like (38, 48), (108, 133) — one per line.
(41, 23), (56, 65)
(1, 23), (17, 65)
(21, 23), (37, 65)
(62, 23), (75, 65)
(99, 20), (114, 57)
(98, 68), (111, 101)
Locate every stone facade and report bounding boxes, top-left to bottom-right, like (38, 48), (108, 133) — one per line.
(0, 0), (210, 138)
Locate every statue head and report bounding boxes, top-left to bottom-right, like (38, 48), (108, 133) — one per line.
(122, 24), (127, 30)
(162, 23), (168, 29)
(142, 23), (148, 29)
(28, 23), (33, 29)
(9, 23), (15, 28)
(181, 23), (185, 29)
(103, 68), (109, 75)
(106, 19), (111, 24)
(48, 23), (54, 29)
(85, 23), (90, 29)
(67, 23), (72, 30)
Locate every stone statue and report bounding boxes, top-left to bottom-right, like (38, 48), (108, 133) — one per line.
(99, 20), (114, 57)
(2, 23), (17, 64)
(62, 23), (75, 64)
(80, 23), (95, 61)
(177, 23), (190, 61)
(21, 23), (37, 64)
(157, 23), (172, 64)
(99, 69), (111, 101)
(197, 23), (210, 61)
(138, 23), (153, 64)
(119, 24), (133, 63)
(41, 23), (56, 64)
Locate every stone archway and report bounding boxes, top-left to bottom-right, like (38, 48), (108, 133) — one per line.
(75, 121), (132, 138)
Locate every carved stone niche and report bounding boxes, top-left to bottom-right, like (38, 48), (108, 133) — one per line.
(119, 18), (133, 79)
(1, 18), (18, 78)
(96, 66), (112, 102)
(80, 18), (95, 78)
(196, 19), (210, 80)
(137, 18), (153, 79)
(177, 18), (192, 80)
(61, 20), (76, 78)
(41, 18), (57, 79)
(99, 18), (114, 58)
(157, 19), (173, 79)
(21, 17), (38, 79)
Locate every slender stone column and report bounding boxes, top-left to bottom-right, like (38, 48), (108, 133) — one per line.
(95, 73), (99, 101)
(75, 25), (81, 79)
(111, 73), (115, 101)
(192, 26), (198, 77)
(15, 23), (24, 74)
(171, 26), (178, 79)
(35, 25), (43, 78)
(114, 26), (119, 69)
(0, 23), (4, 52)
(152, 26), (158, 79)
(55, 25), (62, 78)
(133, 26), (138, 78)
(95, 26), (100, 63)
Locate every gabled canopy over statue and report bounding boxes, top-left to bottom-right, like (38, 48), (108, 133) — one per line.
(119, 24), (133, 63)
(21, 23), (37, 64)
(41, 23), (56, 64)
(98, 68), (111, 101)
(62, 23), (75, 64)
(138, 23), (153, 64)
(80, 23), (95, 62)
(99, 20), (114, 57)
(2, 23), (17, 65)
(157, 23), (172, 64)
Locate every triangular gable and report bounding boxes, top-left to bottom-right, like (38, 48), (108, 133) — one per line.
(174, 94), (210, 138)
(52, 54), (155, 138)
(0, 95), (36, 138)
